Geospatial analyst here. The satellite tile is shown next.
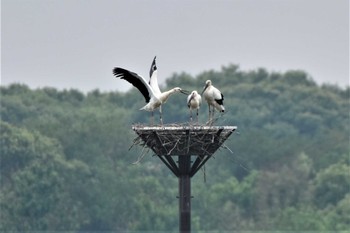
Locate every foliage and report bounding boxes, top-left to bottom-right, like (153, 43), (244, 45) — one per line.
(0, 64), (349, 232)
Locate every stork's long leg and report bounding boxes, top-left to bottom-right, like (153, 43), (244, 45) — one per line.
(151, 111), (154, 126)
(159, 105), (163, 125)
(208, 103), (211, 122)
(190, 109), (193, 123)
(208, 104), (215, 125)
(196, 109), (199, 124)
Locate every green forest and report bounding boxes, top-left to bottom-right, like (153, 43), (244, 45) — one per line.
(1, 65), (349, 232)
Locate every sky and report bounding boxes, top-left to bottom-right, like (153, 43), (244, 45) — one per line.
(1, 0), (349, 92)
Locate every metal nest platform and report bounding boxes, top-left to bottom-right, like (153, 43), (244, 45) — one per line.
(132, 124), (237, 177)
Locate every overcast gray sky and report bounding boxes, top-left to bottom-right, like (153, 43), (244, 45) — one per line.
(1, 0), (349, 92)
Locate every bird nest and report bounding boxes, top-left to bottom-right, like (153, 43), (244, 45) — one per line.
(132, 123), (237, 156)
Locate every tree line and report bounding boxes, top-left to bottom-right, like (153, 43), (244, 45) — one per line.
(1, 65), (349, 232)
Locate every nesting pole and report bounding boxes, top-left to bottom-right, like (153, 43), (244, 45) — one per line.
(132, 125), (237, 233)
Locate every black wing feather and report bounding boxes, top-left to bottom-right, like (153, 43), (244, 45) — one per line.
(149, 56), (157, 78)
(113, 67), (151, 103)
(215, 93), (224, 105)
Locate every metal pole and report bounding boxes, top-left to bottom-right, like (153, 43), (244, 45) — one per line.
(178, 155), (191, 233)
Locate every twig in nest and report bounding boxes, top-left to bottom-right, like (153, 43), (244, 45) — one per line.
(129, 136), (142, 151)
(168, 139), (180, 155)
(131, 135), (153, 164)
(132, 143), (150, 165)
(222, 143), (234, 154)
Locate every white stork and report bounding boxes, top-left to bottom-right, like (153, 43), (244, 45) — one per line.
(113, 57), (185, 125)
(187, 90), (202, 123)
(202, 80), (225, 124)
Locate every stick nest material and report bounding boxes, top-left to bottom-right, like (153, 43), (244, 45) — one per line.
(131, 123), (236, 156)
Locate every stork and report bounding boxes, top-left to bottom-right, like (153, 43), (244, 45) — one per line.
(201, 80), (225, 124)
(187, 90), (202, 123)
(113, 57), (185, 125)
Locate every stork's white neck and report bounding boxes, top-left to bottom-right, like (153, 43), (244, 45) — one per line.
(159, 88), (179, 103)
